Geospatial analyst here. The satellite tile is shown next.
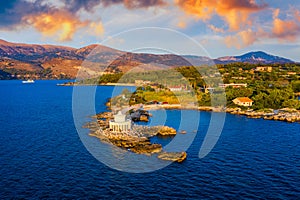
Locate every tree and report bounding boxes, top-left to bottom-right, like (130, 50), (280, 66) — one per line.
(282, 99), (300, 109)
(252, 93), (269, 110)
(292, 81), (300, 93)
(225, 87), (253, 103)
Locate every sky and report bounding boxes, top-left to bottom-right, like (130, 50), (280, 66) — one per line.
(0, 0), (300, 61)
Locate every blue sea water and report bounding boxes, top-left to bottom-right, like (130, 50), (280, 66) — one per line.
(0, 80), (299, 199)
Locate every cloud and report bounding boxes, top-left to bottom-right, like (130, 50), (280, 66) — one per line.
(62, 0), (166, 11)
(272, 9), (300, 42)
(177, 21), (187, 29)
(273, 8), (280, 19)
(89, 22), (105, 36)
(224, 8), (300, 49)
(176, 0), (268, 31)
(295, 9), (300, 22)
(23, 11), (89, 42)
(224, 28), (259, 48)
(208, 25), (224, 33)
(122, 0), (167, 9)
(0, 0), (166, 41)
(0, 0), (48, 28)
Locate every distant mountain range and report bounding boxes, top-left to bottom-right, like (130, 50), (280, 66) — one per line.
(216, 51), (294, 64)
(0, 39), (296, 79)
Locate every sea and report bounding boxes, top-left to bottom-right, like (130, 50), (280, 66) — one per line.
(0, 80), (299, 199)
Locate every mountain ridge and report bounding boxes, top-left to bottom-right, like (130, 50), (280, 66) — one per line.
(217, 51), (294, 64)
(0, 39), (296, 79)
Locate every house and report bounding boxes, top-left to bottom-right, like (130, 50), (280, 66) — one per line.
(255, 66), (272, 72)
(169, 86), (182, 92)
(219, 83), (247, 88)
(204, 87), (215, 93)
(232, 97), (253, 107)
(135, 80), (152, 86)
(287, 72), (297, 75)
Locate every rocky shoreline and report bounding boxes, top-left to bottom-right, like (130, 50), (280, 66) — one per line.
(83, 103), (298, 164)
(226, 108), (300, 123)
(142, 104), (300, 123)
(84, 112), (187, 162)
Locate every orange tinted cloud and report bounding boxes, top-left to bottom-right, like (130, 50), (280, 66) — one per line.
(272, 9), (300, 41)
(177, 21), (187, 29)
(273, 8), (280, 19)
(294, 9), (300, 22)
(225, 9), (300, 48)
(224, 29), (258, 48)
(2, 0), (166, 41)
(176, 0), (267, 31)
(89, 22), (105, 36)
(23, 12), (104, 41)
(23, 11), (89, 41)
(175, 0), (214, 21)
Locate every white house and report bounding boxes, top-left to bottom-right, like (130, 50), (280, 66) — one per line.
(169, 86), (182, 92)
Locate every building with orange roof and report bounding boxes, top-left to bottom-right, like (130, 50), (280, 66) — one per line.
(232, 97), (253, 107)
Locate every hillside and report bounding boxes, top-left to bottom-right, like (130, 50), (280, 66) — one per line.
(0, 39), (296, 80)
(217, 51), (293, 64)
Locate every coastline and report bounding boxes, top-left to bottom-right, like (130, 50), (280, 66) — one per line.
(84, 89), (299, 166)
(142, 104), (300, 123)
(57, 82), (136, 86)
(226, 107), (300, 123)
(57, 80), (300, 123)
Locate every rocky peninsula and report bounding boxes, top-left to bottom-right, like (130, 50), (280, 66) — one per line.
(84, 112), (187, 163)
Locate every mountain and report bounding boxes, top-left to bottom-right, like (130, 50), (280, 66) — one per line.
(0, 39), (79, 62)
(0, 39), (296, 79)
(216, 51), (294, 64)
(0, 40), (123, 79)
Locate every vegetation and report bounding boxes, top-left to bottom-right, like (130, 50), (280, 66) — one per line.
(105, 62), (300, 110)
(99, 73), (124, 83)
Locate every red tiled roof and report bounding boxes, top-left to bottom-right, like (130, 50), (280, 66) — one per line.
(235, 97), (253, 103)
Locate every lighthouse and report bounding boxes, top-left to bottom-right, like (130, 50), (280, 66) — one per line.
(109, 111), (132, 132)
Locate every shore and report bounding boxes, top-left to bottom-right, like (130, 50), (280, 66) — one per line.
(142, 104), (300, 123)
(84, 102), (299, 165)
(226, 107), (300, 123)
(57, 82), (136, 86)
(58, 80), (300, 123)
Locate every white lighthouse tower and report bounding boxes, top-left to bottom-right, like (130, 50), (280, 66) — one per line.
(109, 111), (132, 132)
